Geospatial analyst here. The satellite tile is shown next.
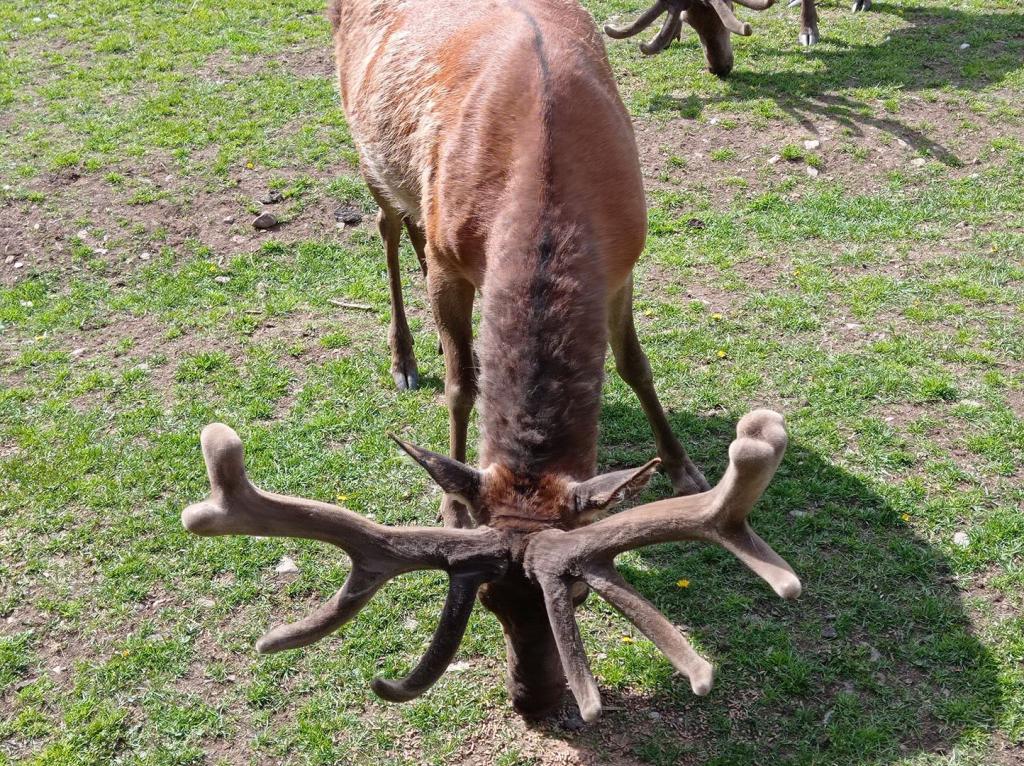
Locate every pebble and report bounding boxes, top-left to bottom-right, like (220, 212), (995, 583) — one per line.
(448, 661), (471, 673)
(222, 215), (235, 225)
(274, 556), (299, 574)
(911, 157), (927, 167)
(13, 261), (23, 269)
(214, 275), (231, 284)
(806, 165), (819, 177)
(197, 597), (216, 608)
(4, 255), (13, 264)
(822, 625), (838, 639)
(140, 251), (152, 260)
(959, 42), (970, 50)
(253, 212), (278, 230)
(803, 139), (820, 150)
(334, 205), (363, 225)
(230, 235), (247, 244)
(953, 531), (970, 548)
(260, 190), (284, 205)
(768, 155), (781, 165)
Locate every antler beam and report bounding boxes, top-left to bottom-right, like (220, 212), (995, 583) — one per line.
(605, 0), (774, 56)
(182, 424), (508, 700)
(524, 409), (800, 721)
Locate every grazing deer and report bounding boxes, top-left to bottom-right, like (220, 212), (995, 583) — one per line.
(604, 0), (873, 74)
(182, 0), (802, 722)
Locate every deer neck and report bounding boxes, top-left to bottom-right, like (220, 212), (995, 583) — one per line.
(477, 197), (608, 480)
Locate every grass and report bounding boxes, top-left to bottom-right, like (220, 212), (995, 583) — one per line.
(1, 0), (1022, 764)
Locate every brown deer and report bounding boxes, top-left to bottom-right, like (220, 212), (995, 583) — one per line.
(181, 0), (802, 722)
(604, 0), (873, 74)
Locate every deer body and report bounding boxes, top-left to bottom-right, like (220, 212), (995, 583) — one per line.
(180, 0), (802, 725)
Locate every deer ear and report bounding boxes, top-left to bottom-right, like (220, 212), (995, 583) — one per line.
(391, 436), (482, 508)
(573, 458), (661, 515)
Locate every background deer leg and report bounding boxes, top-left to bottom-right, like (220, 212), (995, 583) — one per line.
(369, 191), (419, 391)
(427, 267), (478, 527)
(608, 278), (710, 496)
(799, 0), (819, 44)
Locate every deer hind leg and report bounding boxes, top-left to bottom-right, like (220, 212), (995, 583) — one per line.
(427, 267), (478, 528)
(404, 218), (429, 278)
(799, 0), (819, 45)
(371, 198), (419, 391)
(608, 277), (710, 496)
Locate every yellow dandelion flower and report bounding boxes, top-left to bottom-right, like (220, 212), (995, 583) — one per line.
(620, 635), (635, 644)
(717, 349), (727, 358)
(676, 579), (690, 588)
(336, 494), (349, 503)
(712, 312), (723, 321)
(901, 513), (911, 522)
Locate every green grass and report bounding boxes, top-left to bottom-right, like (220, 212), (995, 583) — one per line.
(1, 0), (1022, 764)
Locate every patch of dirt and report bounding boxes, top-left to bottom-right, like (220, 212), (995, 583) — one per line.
(633, 89), (1018, 208)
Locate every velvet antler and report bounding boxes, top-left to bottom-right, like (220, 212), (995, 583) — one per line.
(605, 0), (773, 55)
(523, 409), (800, 721)
(181, 424), (508, 701)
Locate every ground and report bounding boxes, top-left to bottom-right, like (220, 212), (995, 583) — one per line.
(0, 0), (1022, 764)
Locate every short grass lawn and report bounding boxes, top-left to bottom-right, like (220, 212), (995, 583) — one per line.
(1, 0), (1022, 764)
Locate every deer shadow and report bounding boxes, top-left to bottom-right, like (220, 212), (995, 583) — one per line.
(640, 3), (1024, 165)
(531, 404), (1004, 765)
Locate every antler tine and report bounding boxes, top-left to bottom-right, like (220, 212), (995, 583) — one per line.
(604, 1), (666, 39)
(373, 569), (490, 701)
(706, 0), (753, 36)
(182, 423), (508, 700)
(584, 563), (714, 695)
(640, 11), (684, 55)
(524, 410), (799, 719)
(730, 0), (775, 10)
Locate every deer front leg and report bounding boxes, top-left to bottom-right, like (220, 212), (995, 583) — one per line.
(608, 278), (710, 496)
(427, 268), (478, 528)
(799, 0), (819, 45)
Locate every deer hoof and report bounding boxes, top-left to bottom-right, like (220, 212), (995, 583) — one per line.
(799, 28), (819, 45)
(391, 360), (419, 390)
(852, 0), (870, 10)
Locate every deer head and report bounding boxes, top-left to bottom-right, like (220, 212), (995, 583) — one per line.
(605, 0), (776, 76)
(182, 409), (800, 721)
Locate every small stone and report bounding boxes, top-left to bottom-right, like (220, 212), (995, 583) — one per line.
(214, 275), (231, 284)
(953, 531), (970, 548)
(448, 660), (471, 673)
(260, 190), (284, 205)
(402, 617), (419, 630)
(222, 215), (235, 225)
(252, 212), (278, 230)
(13, 261), (23, 269)
(333, 205), (363, 226)
(230, 235), (247, 244)
(274, 556), (299, 574)
(648, 711), (662, 720)
(4, 255), (13, 264)
(71, 348), (86, 357)
(76, 229), (89, 239)
(768, 155), (781, 165)
(803, 139), (820, 150)
(911, 157), (927, 167)
(139, 251), (152, 261)
(959, 42), (970, 50)
(197, 597), (216, 608)
(896, 138), (909, 148)
(822, 625), (838, 639)
(868, 646), (882, 662)
(806, 165), (819, 177)
(959, 399), (982, 408)
(19, 300), (32, 308)
(789, 509), (808, 518)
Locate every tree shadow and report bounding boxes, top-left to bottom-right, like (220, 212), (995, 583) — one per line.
(533, 404), (1005, 765)
(641, 3), (1024, 165)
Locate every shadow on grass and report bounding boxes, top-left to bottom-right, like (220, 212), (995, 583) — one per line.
(644, 4), (1024, 164)
(536, 405), (1004, 765)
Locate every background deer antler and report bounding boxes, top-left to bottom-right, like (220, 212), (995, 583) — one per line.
(523, 409), (800, 721)
(605, 0), (773, 56)
(181, 423), (509, 701)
